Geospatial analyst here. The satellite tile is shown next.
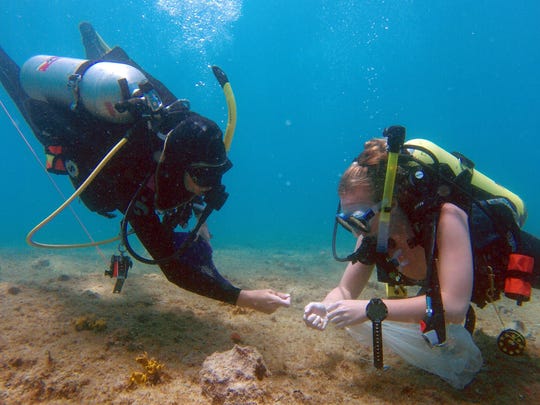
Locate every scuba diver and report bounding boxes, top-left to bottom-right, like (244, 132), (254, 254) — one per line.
(303, 125), (540, 385)
(0, 22), (291, 314)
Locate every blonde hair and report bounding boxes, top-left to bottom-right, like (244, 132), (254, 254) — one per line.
(338, 138), (389, 201)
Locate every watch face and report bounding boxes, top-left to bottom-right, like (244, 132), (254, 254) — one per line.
(366, 298), (388, 322)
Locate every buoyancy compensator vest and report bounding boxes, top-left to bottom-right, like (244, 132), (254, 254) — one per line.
(395, 139), (534, 307)
(403, 139), (526, 226)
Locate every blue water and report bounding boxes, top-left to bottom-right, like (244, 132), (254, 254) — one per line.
(1, 0), (539, 252)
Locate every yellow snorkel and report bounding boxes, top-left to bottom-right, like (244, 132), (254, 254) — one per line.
(212, 66), (237, 152)
(376, 125), (405, 253)
(27, 65), (238, 249)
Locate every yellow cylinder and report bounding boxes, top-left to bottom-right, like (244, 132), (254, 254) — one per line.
(405, 139), (527, 227)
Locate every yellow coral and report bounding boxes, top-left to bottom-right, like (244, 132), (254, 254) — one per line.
(73, 315), (107, 332)
(129, 372), (147, 385)
(92, 318), (107, 331)
(129, 352), (169, 387)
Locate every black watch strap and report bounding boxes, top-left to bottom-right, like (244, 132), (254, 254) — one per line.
(366, 298), (388, 369)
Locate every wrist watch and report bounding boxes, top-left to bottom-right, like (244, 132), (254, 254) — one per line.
(366, 298), (388, 369)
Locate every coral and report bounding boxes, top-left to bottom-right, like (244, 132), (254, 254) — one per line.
(73, 315), (107, 332)
(128, 352), (170, 388)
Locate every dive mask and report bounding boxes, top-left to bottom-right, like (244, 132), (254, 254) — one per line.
(187, 159), (233, 188)
(336, 203), (381, 236)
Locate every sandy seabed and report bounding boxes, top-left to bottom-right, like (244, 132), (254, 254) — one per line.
(1, 246), (539, 404)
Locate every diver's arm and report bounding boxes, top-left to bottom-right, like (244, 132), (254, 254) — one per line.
(323, 261), (373, 303)
(303, 236), (374, 329)
(127, 183), (241, 304)
(127, 184), (290, 312)
(236, 290), (291, 314)
(324, 235), (375, 302)
(435, 202), (474, 323)
(158, 240), (242, 304)
(325, 203), (474, 328)
(128, 184), (290, 313)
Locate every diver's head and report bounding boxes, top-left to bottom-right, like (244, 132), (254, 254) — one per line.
(155, 115), (232, 211)
(336, 138), (387, 235)
(338, 138), (388, 202)
(336, 137), (411, 236)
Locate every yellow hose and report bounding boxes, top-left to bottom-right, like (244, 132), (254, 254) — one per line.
(28, 67), (238, 249)
(26, 137), (128, 248)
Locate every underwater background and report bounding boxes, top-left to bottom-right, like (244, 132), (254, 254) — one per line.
(1, 0), (539, 253)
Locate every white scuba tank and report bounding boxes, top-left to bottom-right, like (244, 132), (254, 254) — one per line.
(20, 55), (148, 123)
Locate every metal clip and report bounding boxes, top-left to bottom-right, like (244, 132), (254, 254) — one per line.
(67, 73), (82, 111)
(105, 254), (133, 293)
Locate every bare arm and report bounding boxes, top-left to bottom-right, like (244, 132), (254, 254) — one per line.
(377, 203), (473, 324)
(435, 203), (474, 323)
(323, 237), (374, 303)
(303, 236), (374, 329)
(310, 203), (473, 328)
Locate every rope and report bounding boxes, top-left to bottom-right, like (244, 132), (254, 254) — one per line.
(0, 97), (108, 262)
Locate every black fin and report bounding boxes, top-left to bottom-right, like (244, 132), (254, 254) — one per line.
(79, 21), (112, 59)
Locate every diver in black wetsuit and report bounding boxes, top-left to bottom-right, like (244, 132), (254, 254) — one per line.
(0, 22), (291, 314)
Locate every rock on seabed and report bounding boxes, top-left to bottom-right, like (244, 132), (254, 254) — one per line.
(199, 345), (270, 403)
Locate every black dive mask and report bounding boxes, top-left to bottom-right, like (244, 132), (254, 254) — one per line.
(187, 159), (233, 188)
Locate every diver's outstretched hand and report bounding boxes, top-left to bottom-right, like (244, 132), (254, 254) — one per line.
(236, 289), (291, 314)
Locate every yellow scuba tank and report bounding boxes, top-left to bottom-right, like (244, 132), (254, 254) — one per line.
(404, 139), (527, 227)
(20, 55), (148, 123)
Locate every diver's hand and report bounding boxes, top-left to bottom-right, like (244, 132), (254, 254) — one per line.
(236, 289), (291, 314)
(303, 302), (328, 331)
(326, 300), (367, 328)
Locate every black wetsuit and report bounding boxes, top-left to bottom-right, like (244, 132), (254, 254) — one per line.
(0, 45), (241, 304)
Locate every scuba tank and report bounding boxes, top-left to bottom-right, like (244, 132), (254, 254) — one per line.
(20, 55), (148, 123)
(405, 139), (527, 227)
(405, 139), (534, 307)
